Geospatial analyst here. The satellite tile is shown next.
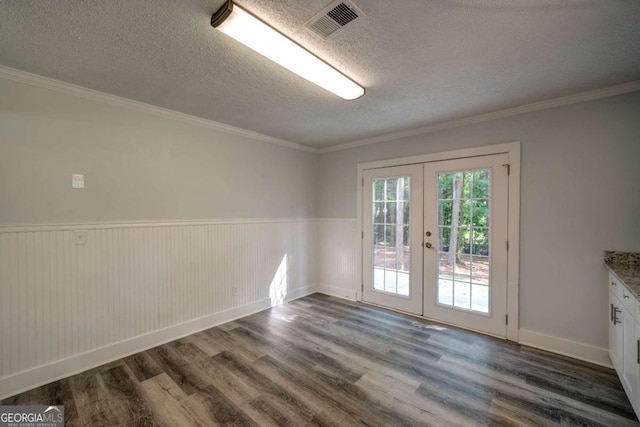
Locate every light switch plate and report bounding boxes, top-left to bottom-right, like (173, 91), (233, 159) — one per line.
(74, 230), (87, 245)
(72, 174), (85, 189)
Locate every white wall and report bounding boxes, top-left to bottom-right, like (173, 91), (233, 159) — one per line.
(0, 77), (318, 398)
(317, 91), (640, 352)
(0, 78), (317, 224)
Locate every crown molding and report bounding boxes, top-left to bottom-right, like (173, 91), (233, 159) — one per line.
(318, 80), (640, 153)
(3, 65), (638, 156)
(0, 65), (318, 154)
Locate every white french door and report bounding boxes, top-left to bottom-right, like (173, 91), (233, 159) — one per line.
(423, 154), (509, 337)
(362, 165), (423, 315)
(362, 154), (510, 337)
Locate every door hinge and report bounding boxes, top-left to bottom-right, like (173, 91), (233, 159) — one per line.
(362, 178), (364, 187)
(506, 314), (509, 325)
(502, 163), (511, 176)
(361, 231), (364, 239)
(361, 284), (364, 292)
(506, 240), (509, 251)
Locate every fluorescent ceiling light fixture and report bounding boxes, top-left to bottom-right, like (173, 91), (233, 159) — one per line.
(211, 0), (365, 100)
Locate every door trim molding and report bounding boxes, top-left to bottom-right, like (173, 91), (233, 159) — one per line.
(356, 142), (521, 342)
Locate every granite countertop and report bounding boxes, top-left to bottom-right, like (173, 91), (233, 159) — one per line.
(605, 251), (640, 297)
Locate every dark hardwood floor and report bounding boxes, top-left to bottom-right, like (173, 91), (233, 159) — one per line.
(2, 294), (638, 426)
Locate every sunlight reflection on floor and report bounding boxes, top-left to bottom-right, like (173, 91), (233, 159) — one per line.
(269, 254), (288, 306)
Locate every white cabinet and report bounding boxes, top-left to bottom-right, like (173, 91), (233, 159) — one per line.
(634, 319), (640, 409)
(608, 273), (640, 415)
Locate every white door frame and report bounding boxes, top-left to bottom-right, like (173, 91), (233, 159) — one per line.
(356, 142), (521, 342)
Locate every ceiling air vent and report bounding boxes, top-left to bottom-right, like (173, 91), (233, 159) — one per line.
(305, 1), (363, 39)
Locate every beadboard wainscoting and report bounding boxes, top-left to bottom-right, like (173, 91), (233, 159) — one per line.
(0, 219), (318, 399)
(316, 218), (359, 301)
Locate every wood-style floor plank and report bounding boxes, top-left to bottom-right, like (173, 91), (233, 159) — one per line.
(2, 294), (637, 426)
(139, 373), (199, 427)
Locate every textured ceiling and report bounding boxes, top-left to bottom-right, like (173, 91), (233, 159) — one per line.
(1, 0), (639, 148)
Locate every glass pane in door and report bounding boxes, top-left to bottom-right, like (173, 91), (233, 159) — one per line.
(372, 177), (411, 297)
(436, 169), (491, 313)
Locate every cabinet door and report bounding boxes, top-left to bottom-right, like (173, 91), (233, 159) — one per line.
(634, 321), (640, 410)
(622, 308), (636, 400)
(610, 291), (621, 369)
(616, 307), (625, 376)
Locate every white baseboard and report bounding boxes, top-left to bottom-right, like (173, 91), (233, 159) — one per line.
(283, 284), (318, 302)
(316, 283), (358, 301)
(0, 285), (316, 400)
(518, 329), (612, 368)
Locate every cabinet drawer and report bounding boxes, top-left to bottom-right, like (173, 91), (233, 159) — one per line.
(622, 286), (635, 311)
(610, 273), (623, 300)
(609, 274), (636, 314)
